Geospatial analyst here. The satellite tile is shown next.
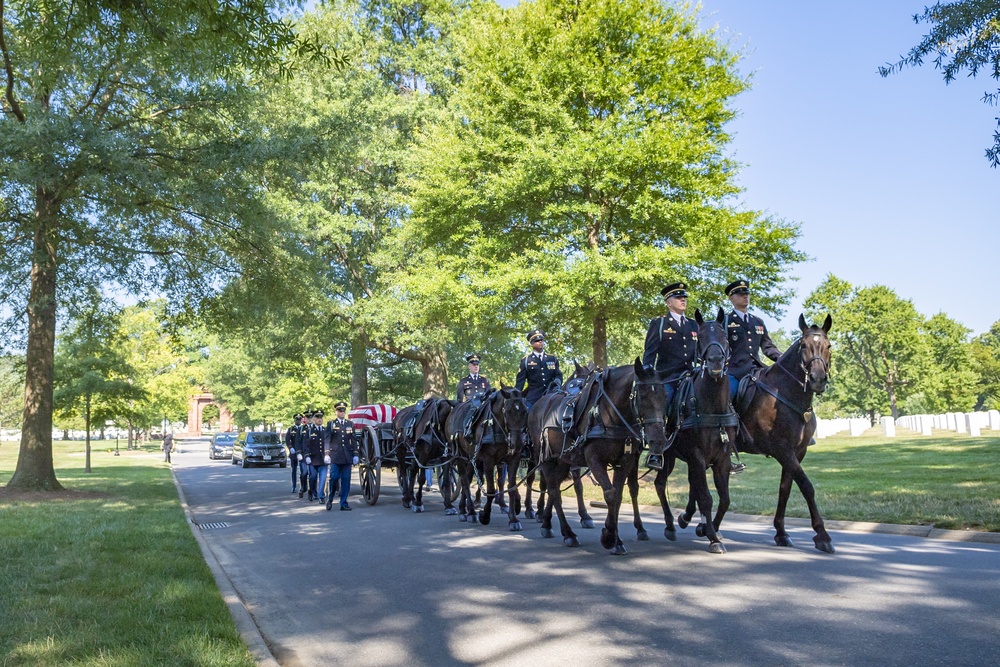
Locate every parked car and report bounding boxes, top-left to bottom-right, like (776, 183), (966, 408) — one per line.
(209, 432), (237, 460)
(232, 431), (286, 468)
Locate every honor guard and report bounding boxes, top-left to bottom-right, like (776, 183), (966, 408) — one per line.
(642, 282), (698, 469)
(305, 410), (327, 502)
(725, 279), (783, 473)
(515, 329), (563, 409)
(456, 353), (492, 402)
(294, 410), (312, 498)
(285, 413), (304, 493)
(324, 401), (358, 511)
(725, 279), (782, 398)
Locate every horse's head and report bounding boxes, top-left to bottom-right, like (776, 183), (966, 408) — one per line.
(632, 358), (668, 449)
(494, 387), (528, 440)
(797, 314), (833, 393)
(695, 308), (729, 379)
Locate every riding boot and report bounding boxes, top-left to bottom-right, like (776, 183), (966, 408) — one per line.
(730, 422), (747, 474)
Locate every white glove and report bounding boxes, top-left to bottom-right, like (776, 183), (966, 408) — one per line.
(297, 453), (303, 461)
(305, 456), (312, 465)
(324, 455), (331, 465)
(352, 456), (359, 465)
(289, 448), (295, 455)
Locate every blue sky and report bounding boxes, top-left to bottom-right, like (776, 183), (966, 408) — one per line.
(496, 0), (998, 337)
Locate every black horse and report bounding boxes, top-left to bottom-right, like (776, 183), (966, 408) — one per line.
(529, 359), (668, 555)
(651, 308), (738, 554)
(733, 313), (834, 552)
(392, 398), (456, 514)
(524, 361), (597, 528)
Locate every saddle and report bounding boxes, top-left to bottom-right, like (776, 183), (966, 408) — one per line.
(735, 368), (763, 417)
(462, 394), (489, 439)
(404, 399), (428, 440)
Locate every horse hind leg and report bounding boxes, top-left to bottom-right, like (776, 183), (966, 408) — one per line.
(689, 460), (726, 554)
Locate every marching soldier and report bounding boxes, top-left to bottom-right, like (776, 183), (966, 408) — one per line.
(324, 401), (358, 511)
(295, 410), (312, 498)
(285, 413), (304, 493)
(456, 353), (492, 402)
(642, 281), (698, 469)
(515, 329), (563, 409)
(725, 279), (783, 473)
(305, 409), (327, 502)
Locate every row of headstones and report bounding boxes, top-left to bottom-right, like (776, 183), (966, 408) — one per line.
(816, 411), (1000, 438)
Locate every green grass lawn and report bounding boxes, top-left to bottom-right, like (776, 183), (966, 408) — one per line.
(584, 429), (1000, 532)
(0, 440), (255, 667)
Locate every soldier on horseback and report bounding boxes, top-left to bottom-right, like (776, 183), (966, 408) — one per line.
(642, 282), (698, 470)
(724, 279), (783, 472)
(515, 329), (563, 409)
(456, 353), (492, 403)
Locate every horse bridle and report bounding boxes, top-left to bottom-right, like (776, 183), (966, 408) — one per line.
(488, 392), (527, 451)
(695, 321), (730, 376)
(775, 332), (831, 393)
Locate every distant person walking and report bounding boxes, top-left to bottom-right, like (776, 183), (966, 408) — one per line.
(162, 432), (174, 463)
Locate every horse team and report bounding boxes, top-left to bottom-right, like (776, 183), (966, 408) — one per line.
(388, 312), (834, 556)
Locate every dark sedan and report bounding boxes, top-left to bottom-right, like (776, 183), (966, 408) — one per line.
(209, 432), (237, 460)
(232, 431), (287, 468)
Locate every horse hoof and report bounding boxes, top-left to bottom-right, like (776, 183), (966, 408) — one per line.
(580, 518), (595, 529)
(525, 509), (536, 520)
(564, 536), (580, 547)
(814, 540), (835, 554)
(664, 527), (677, 542)
(498, 505), (509, 514)
(709, 542), (727, 554)
(402, 500), (412, 509)
(459, 514), (468, 522)
(637, 530), (649, 542)
(509, 521), (523, 532)
(677, 515), (689, 529)
(600, 528), (615, 550)
(469, 514), (479, 524)
(445, 507), (458, 516)
(540, 527), (554, 538)
(535, 515), (544, 523)
(478, 511), (491, 525)
(609, 544), (628, 556)
(412, 504), (424, 514)
(774, 535), (794, 547)
(695, 524), (706, 538)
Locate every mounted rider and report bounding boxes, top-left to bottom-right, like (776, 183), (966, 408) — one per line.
(515, 329), (563, 409)
(456, 353), (492, 403)
(642, 282), (698, 470)
(725, 278), (783, 472)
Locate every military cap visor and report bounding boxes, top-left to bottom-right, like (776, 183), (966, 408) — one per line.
(334, 401), (348, 410)
(465, 353), (481, 363)
(313, 410), (324, 417)
(661, 282), (688, 299)
(527, 329), (545, 343)
(725, 279), (750, 296)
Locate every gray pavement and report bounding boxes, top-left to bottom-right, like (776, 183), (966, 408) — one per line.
(171, 439), (1000, 667)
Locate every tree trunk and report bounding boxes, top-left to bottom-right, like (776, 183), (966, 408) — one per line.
(85, 392), (92, 474)
(592, 314), (608, 368)
(420, 350), (448, 398)
(127, 422), (134, 450)
(8, 189), (63, 491)
(351, 335), (368, 407)
(887, 382), (899, 419)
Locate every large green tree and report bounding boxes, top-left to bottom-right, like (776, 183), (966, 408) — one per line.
(406, 0), (805, 367)
(1, 0), (315, 489)
(805, 275), (931, 419)
(971, 320), (1000, 409)
(880, 1), (1000, 166)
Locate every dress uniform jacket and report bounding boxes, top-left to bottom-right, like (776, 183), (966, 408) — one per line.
(284, 425), (298, 456)
(303, 423), (325, 462)
(456, 375), (492, 402)
(292, 424), (309, 457)
(324, 419), (357, 466)
(726, 310), (781, 379)
(642, 314), (699, 382)
(515, 352), (563, 404)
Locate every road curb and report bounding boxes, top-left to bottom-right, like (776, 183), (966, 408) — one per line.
(169, 466), (280, 667)
(589, 501), (1000, 544)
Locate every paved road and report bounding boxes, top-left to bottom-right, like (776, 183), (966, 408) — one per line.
(172, 441), (1000, 667)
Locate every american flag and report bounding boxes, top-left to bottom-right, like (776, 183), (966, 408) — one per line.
(348, 404), (398, 427)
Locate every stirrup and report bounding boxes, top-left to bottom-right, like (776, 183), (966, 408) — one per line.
(730, 459), (746, 475)
(646, 454), (664, 470)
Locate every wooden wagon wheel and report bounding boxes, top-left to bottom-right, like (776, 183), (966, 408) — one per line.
(358, 425), (381, 506)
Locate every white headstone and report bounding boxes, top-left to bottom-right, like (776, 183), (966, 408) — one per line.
(880, 416), (896, 437)
(990, 410), (1000, 431)
(954, 412), (965, 434)
(920, 415), (932, 436)
(966, 413), (981, 437)
(849, 418), (868, 437)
